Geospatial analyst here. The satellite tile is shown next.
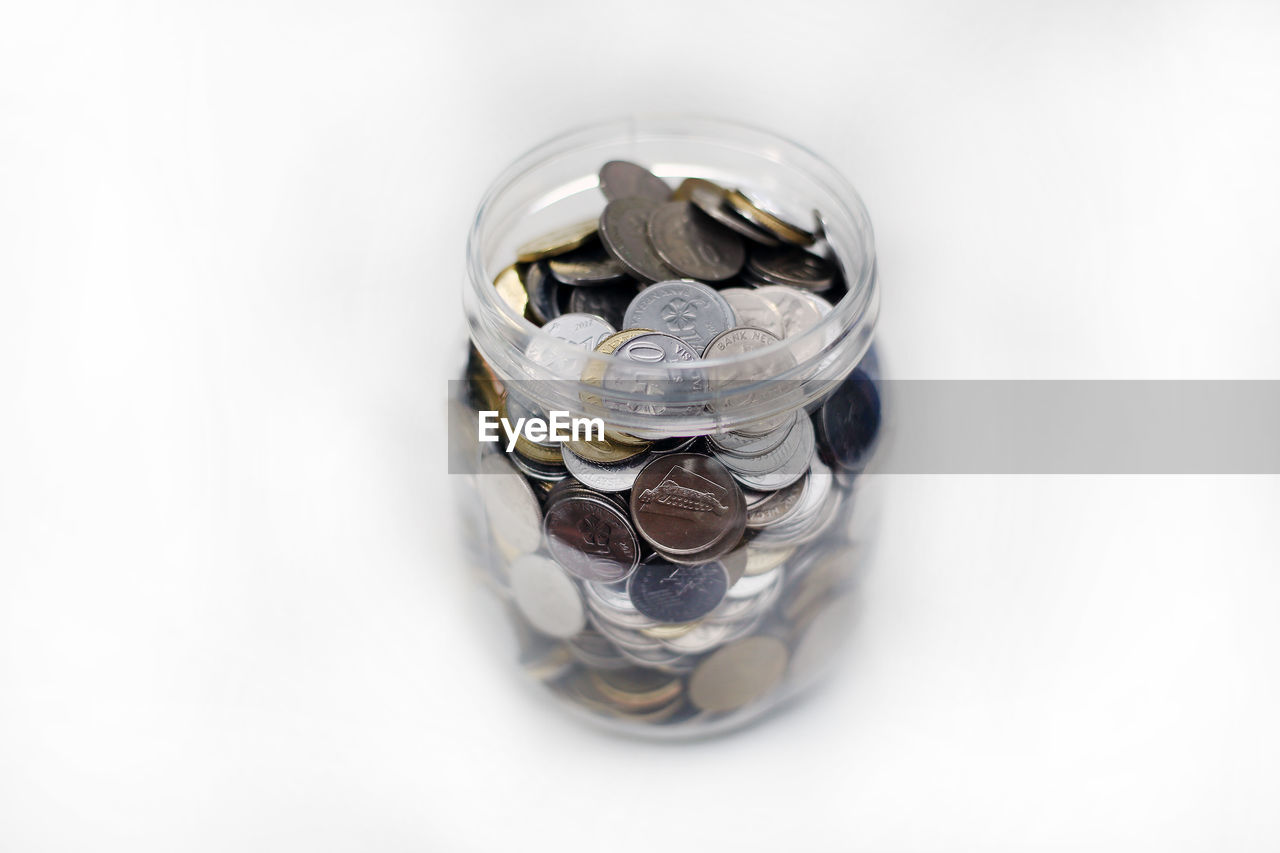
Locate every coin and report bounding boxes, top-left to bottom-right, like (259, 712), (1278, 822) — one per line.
(744, 471), (808, 528)
(543, 491), (641, 583)
(523, 261), (561, 325)
(622, 280), (736, 353)
(627, 554), (729, 624)
(539, 312), (616, 350)
(493, 264), (528, 316)
(548, 238), (629, 286)
(588, 666), (682, 710)
(598, 197), (676, 283)
(688, 184), (781, 247)
(718, 287), (785, 338)
(754, 285), (826, 361)
(789, 594), (855, 685)
(647, 200), (745, 282)
(516, 219), (599, 262)
(817, 368), (881, 473)
(744, 543), (795, 576)
(477, 452), (542, 554)
(687, 635), (789, 713)
(746, 244), (835, 291)
(568, 279), (639, 328)
(672, 177), (723, 202)
(508, 553), (586, 638)
(564, 430), (651, 464)
(629, 453), (746, 556)
(715, 413), (813, 478)
(561, 444), (651, 492)
(599, 160), (671, 202)
(725, 189), (816, 246)
(603, 331), (707, 419)
(707, 411), (797, 457)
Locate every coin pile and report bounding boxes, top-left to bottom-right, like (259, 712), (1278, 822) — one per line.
(466, 160), (880, 732)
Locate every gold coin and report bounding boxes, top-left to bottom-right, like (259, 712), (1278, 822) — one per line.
(515, 219), (599, 262)
(672, 177), (724, 202)
(726, 189), (816, 246)
(641, 621), (698, 640)
(589, 667), (682, 712)
(492, 264), (528, 315)
(513, 436), (564, 465)
(564, 431), (650, 464)
(688, 635), (789, 714)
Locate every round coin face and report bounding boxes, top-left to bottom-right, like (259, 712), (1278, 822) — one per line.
(647, 200), (745, 282)
(627, 554), (729, 624)
(718, 287), (785, 338)
(509, 554), (587, 638)
(687, 635), (789, 713)
(754, 285), (826, 361)
(623, 280), (735, 353)
(599, 198), (677, 282)
(599, 160), (672, 202)
(818, 368), (881, 472)
(629, 453), (746, 556)
(540, 312), (617, 350)
(602, 331), (707, 419)
(543, 492), (641, 583)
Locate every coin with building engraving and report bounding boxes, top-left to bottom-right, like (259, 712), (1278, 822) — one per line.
(629, 453), (746, 556)
(627, 554), (730, 624)
(599, 198), (676, 282)
(599, 160), (671, 202)
(647, 200), (745, 282)
(543, 491), (641, 583)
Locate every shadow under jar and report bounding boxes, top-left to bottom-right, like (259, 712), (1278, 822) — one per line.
(456, 117), (883, 738)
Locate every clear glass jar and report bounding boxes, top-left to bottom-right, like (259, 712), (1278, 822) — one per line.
(453, 116), (882, 738)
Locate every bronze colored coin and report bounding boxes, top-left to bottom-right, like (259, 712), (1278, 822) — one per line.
(543, 492), (640, 583)
(515, 219), (599, 262)
(599, 197), (677, 283)
(599, 160), (671, 202)
(564, 430), (651, 464)
(629, 453), (746, 556)
(688, 635), (789, 713)
(688, 185), (781, 247)
(647, 200), (746, 282)
(493, 264), (528, 316)
(588, 666), (682, 710)
(672, 177), (724, 202)
(726, 189), (816, 246)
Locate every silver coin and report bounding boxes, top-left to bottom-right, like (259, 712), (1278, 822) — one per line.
(539, 312), (616, 349)
(754, 285), (826, 362)
(719, 287), (785, 338)
(543, 492), (641, 583)
(708, 411), (798, 456)
(687, 635), (789, 713)
(584, 579), (655, 631)
(744, 471), (809, 529)
(623, 280), (735, 353)
(568, 279), (639, 328)
(599, 160), (671, 202)
(627, 555), (730, 624)
(561, 445), (651, 492)
(715, 414), (813, 478)
(599, 197), (676, 283)
(477, 452), (543, 554)
(508, 554), (586, 639)
(548, 239), (629, 286)
(523, 261), (561, 325)
(647, 201), (745, 282)
(602, 331), (707, 418)
(746, 245), (836, 291)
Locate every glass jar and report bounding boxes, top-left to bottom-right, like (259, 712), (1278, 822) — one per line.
(452, 116), (882, 738)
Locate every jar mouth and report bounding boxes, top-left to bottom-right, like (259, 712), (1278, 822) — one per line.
(463, 115), (879, 427)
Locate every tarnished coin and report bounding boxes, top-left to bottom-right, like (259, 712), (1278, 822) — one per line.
(817, 367), (881, 473)
(688, 635), (789, 713)
(493, 264), (528, 316)
(623, 280), (736, 353)
(543, 491), (641, 583)
(599, 160), (672, 202)
(516, 219), (599, 262)
(647, 200), (745, 282)
(569, 279), (640, 328)
(725, 189), (817, 246)
(477, 452), (542, 555)
(627, 554), (730, 624)
(548, 238), (629, 286)
(561, 444), (651, 493)
(746, 245), (836, 291)
(508, 554), (586, 638)
(688, 185), (781, 247)
(523, 261), (561, 326)
(599, 197), (677, 282)
(719, 287), (785, 338)
(629, 453), (746, 556)
(540, 312), (616, 350)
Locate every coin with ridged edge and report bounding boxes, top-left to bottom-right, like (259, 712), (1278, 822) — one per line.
(623, 280), (735, 354)
(543, 491), (640, 583)
(629, 452), (745, 556)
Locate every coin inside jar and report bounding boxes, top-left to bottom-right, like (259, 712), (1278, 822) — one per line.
(718, 287), (785, 338)
(646, 200), (745, 282)
(725, 189), (817, 247)
(543, 488), (641, 583)
(516, 219), (599, 262)
(599, 197), (677, 283)
(627, 553), (730, 624)
(622, 280), (736, 354)
(629, 452), (746, 556)
(508, 553), (587, 638)
(598, 160), (672, 202)
(687, 634), (789, 713)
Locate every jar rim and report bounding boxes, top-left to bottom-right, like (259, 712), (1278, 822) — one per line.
(463, 115), (879, 421)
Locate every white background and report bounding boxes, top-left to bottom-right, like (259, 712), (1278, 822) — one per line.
(3, 1), (1279, 850)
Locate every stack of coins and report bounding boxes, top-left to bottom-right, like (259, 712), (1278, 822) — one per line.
(465, 160), (880, 733)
